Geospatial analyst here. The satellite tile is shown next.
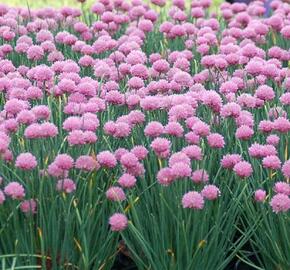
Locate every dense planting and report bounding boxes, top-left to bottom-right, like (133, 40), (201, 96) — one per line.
(0, 0), (289, 269)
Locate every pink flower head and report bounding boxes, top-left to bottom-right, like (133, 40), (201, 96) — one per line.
(191, 121), (210, 137)
(169, 152), (190, 167)
(106, 186), (126, 201)
(157, 167), (175, 186)
(4, 182), (25, 199)
(0, 189), (5, 204)
(235, 125), (254, 140)
(20, 199), (37, 214)
(173, 71), (192, 87)
(273, 117), (290, 133)
(97, 151), (117, 168)
(254, 189), (266, 202)
(262, 155), (281, 170)
(120, 153), (139, 169)
(171, 162), (192, 178)
(274, 182), (290, 196)
(207, 133), (225, 148)
(118, 174), (137, 189)
(15, 153), (37, 170)
(153, 59), (170, 73)
(75, 155), (99, 171)
(131, 146), (148, 160)
(56, 178), (76, 193)
(165, 122), (184, 137)
(280, 93), (290, 106)
(114, 148), (129, 161)
(266, 135), (280, 146)
(270, 194), (290, 214)
(185, 132), (200, 145)
(191, 169), (209, 184)
(201, 185), (221, 200)
(27, 45), (44, 61)
(182, 145), (202, 160)
(233, 161), (253, 178)
(151, 137), (171, 158)
(144, 121), (164, 137)
(54, 154), (74, 170)
(113, 122), (131, 138)
(109, 213), (128, 231)
(282, 160), (290, 179)
(255, 85), (275, 101)
(182, 191), (204, 209)
(281, 25), (290, 39)
(220, 102), (241, 118)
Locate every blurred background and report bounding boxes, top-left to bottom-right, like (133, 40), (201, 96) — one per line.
(0, 0), (224, 10)
(0, 0), (94, 8)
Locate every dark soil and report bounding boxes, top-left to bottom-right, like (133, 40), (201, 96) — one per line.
(112, 253), (258, 270)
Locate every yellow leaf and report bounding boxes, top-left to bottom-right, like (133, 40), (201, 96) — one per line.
(198, 239), (206, 249)
(166, 249), (174, 257)
(74, 238), (82, 252)
(125, 197), (139, 213)
(37, 227), (43, 239)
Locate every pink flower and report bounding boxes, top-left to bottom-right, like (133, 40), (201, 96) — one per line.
(171, 162), (192, 178)
(235, 125), (254, 140)
(182, 145), (202, 160)
(207, 133), (225, 148)
(113, 122), (131, 138)
(40, 123), (58, 138)
(16, 110), (36, 125)
(282, 160), (290, 179)
(153, 59), (170, 73)
(106, 187), (126, 202)
(114, 148), (129, 161)
(182, 191), (204, 209)
(0, 190), (5, 204)
(75, 155), (99, 171)
(165, 122), (184, 137)
(255, 85), (275, 101)
(120, 153), (139, 169)
(201, 185), (221, 200)
(157, 167), (175, 186)
(173, 71), (192, 87)
(266, 135), (280, 146)
(233, 161), (253, 178)
(262, 155), (281, 170)
(254, 189), (266, 202)
(281, 25), (290, 39)
(220, 102), (241, 118)
(144, 121), (164, 137)
(4, 182), (25, 199)
(280, 93), (290, 106)
(131, 146), (148, 160)
(191, 121), (210, 137)
(191, 169), (209, 183)
(118, 174), (137, 189)
(169, 152), (190, 167)
(56, 178), (76, 193)
(97, 151), (117, 168)
(274, 182), (290, 196)
(273, 117), (290, 133)
(109, 213), (128, 231)
(15, 153), (37, 170)
(54, 154), (74, 170)
(270, 194), (290, 213)
(151, 137), (171, 158)
(20, 199), (37, 214)
(185, 132), (200, 145)
(27, 45), (44, 61)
